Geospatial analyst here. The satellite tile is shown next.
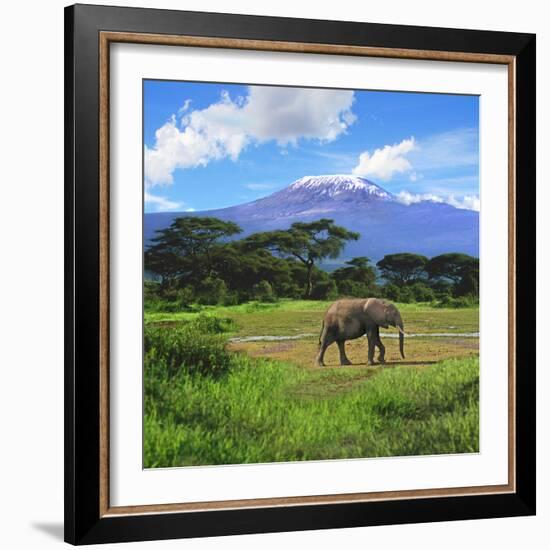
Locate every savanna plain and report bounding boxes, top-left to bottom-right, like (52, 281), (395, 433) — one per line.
(144, 300), (479, 468)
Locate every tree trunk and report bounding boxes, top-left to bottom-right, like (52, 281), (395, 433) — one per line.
(305, 261), (314, 298)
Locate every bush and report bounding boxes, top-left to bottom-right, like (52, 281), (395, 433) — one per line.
(197, 277), (227, 305)
(174, 287), (195, 308)
(144, 280), (161, 300)
(410, 282), (436, 302)
(397, 286), (415, 303)
(144, 285), (197, 313)
(380, 282), (435, 303)
(144, 315), (235, 378)
(335, 280), (381, 298)
(366, 284), (384, 298)
(428, 279), (453, 298)
(191, 314), (235, 334)
(336, 280), (364, 297)
(310, 279), (338, 300)
(277, 282), (303, 299)
(223, 291), (240, 306)
(454, 272), (479, 298)
(382, 283), (415, 303)
(381, 283), (400, 302)
(435, 292), (452, 306)
(252, 280), (277, 302)
(435, 294), (478, 308)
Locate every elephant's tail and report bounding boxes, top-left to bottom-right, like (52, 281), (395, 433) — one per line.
(318, 320), (325, 348)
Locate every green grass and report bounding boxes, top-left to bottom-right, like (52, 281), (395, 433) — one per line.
(145, 299), (479, 337)
(144, 315), (479, 468)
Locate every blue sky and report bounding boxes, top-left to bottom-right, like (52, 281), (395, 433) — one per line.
(143, 80), (479, 213)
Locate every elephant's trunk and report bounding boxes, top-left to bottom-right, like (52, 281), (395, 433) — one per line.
(397, 319), (405, 359)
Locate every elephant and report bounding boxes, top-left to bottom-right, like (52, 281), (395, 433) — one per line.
(316, 298), (405, 367)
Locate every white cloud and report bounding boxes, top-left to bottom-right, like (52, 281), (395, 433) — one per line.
(351, 128), (477, 184)
(242, 86), (356, 144)
(144, 191), (184, 212)
(352, 137), (416, 181)
(446, 194), (480, 211)
(395, 190), (479, 211)
(145, 86), (356, 186)
(177, 99), (192, 115)
(395, 190), (444, 206)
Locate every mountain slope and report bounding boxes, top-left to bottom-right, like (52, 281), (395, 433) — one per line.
(144, 175), (479, 262)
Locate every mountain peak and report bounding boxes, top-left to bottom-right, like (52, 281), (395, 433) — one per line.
(145, 172), (479, 259)
(289, 174), (393, 200)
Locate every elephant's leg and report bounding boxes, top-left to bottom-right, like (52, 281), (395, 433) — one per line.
(337, 340), (352, 366)
(375, 326), (386, 364)
(367, 328), (376, 365)
(316, 327), (333, 366)
(316, 341), (330, 366)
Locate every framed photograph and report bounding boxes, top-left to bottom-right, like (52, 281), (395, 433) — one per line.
(64, 4), (536, 545)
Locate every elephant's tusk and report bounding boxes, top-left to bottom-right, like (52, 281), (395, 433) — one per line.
(397, 326), (406, 335)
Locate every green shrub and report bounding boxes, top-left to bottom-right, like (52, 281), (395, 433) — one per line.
(175, 287), (195, 308)
(143, 283), (199, 313)
(335, 280), (382, 299)
(144, 280), (162, 300)
(191, 314), (235, 334)
(144, 317), (235, 378)
(277, 282), (302, 299)
(428, 279), (453, 298)
(454, 272), (479, 298)
(337, 280), (364, 297)
(410, 282), (436, 302)
(397, 286), (415, 303)
(311, 279), (338, 300)
(252, 280), (277, 302)
(197, 277), (227, 305)
(435, 294), (478, 308)
(381, 283), (400, 302)
(223, 291), (240, 306)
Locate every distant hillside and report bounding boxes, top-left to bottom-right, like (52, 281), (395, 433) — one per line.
(145, 174), (479, 263)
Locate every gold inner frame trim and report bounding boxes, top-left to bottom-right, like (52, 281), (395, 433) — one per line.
(98, 31), (517, 517)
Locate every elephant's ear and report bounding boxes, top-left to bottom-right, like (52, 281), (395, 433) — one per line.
(364, 299), (390, 328)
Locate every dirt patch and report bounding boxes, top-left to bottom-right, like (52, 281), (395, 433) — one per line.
(228, 340), (297, 357)
(441, 338), (479, 350)
(230, 335), (478, 370)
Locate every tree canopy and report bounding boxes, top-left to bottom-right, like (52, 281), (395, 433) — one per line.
(145, 217), (242, 285)
(376, 253), (429, 285)
(425, 253), (479, 283)
(243, 218), (359, 297)
(425, 253), (479, 297)
(144, 215), (479, 306)
(332, 257), (376, 285)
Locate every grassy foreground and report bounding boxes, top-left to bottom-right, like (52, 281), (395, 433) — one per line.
(145, 299), (479, 335)
(144, 305), (479, 468)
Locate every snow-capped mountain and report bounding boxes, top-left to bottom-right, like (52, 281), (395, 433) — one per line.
(145, 175), (479, 262)
(289, 174), (393, 199)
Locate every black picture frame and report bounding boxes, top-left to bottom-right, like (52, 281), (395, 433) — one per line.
(65, 3), (536, 545)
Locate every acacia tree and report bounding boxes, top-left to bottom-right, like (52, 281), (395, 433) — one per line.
(331, 256), (377, 295)
(425, 253), (479, 296)
(332, 257), (376, 283)
(332, 256), (376, 286)
(376, 253), (428, 286)
(244, 218), (359, 298)
(209, 242), (295, 298)
(144, 217), (242, 287)
(425, 253), (479, 284)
